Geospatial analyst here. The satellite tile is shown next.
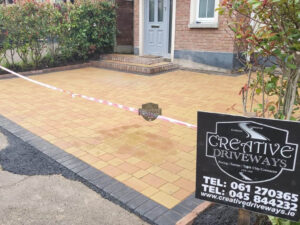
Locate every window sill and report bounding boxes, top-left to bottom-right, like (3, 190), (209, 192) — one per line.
(188, 22), (219, 29)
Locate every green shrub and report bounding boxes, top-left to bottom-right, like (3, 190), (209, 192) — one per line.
(60, 0), (116, 61)
(0, 0), (116, 71)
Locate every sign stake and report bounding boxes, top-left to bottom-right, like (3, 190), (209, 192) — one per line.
(237, 113), (253, 225)
(238, 209), (250, 225)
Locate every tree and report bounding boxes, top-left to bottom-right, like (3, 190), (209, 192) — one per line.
(219, 0), (300, 121)
(218, 0), (299, 223)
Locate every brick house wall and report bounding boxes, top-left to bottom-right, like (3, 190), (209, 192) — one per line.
(174, 1), (234, 52)
(133, 0), (239, 71)
(115, 0), (134, 53)
(173, 0), (238, 71)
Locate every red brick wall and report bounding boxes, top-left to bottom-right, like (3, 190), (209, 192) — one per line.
(175, 0), (235, 53)
(133, 0), (235, 54)
(116, 0), (133, 46)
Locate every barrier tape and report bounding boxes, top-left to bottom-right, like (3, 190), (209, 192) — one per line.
(0, 65), (197, 129)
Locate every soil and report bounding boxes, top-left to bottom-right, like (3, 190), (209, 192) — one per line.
(0, 54), (103, 75)
(193, 204), (272, 225)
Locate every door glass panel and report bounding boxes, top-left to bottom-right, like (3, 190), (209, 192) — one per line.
(207, 0), (215, 17)
(199, 0), (207, 18)
(158, 0), (164, 22)
(149, 0), (155, 22)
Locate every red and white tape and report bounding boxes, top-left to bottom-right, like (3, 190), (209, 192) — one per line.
(0, 65), (197, 129)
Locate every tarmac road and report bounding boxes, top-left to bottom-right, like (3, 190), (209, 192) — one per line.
(0, 127), (148, 225)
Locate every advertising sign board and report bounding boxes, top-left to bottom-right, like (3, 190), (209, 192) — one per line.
(196, 112), (300, 221)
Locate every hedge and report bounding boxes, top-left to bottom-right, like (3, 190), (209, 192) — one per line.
(0, 0), (116, 71)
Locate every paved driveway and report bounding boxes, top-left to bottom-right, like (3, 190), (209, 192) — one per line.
(0, 67), (247, 209)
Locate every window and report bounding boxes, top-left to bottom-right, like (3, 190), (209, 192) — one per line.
(198, 0), (215, 20)
(189, 0), (219, 28)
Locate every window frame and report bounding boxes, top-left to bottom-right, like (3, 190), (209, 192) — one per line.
(189, 0), (219, 28)
(196, 0), (218, 23)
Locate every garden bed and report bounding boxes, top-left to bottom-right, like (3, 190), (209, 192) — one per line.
(0, 62), (92, 79)
(0, 0), (116, 74)
(192, 204), (271, 225)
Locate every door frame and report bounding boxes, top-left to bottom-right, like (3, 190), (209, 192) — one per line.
(139, 0), (176, 60)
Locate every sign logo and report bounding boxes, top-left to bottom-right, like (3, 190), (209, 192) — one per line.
(139, 103), (162, 121)
(206, 121), (298, 183)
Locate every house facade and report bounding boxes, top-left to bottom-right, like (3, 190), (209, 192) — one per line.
(133, 0), (240, 72)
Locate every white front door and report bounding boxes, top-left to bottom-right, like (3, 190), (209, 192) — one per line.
(144, 0), (170, 57)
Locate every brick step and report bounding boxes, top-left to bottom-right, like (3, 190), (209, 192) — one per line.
(91, 60), (178, 75)
(101, 54), (165, 65)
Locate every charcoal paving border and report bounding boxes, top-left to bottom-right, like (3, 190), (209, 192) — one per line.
(0, 114), (205, 225)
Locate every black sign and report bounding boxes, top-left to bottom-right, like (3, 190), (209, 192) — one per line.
(196, 111), (300, 221)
